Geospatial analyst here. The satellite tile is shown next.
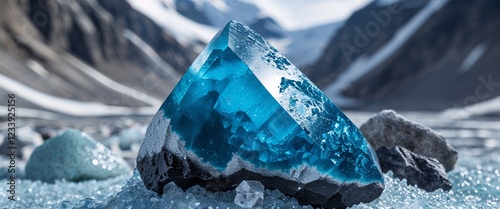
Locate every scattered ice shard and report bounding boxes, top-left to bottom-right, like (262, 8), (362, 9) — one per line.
(234, 180), (265, 208)
(137, 20), (384, 208)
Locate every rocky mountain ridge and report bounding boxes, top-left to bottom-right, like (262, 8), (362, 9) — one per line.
(311, 0), (500, 111)
(0, 0), (198, 117)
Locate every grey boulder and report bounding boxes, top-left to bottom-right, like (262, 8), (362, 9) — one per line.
(376, 146), (452, 192)
(360, 110), (457, 171)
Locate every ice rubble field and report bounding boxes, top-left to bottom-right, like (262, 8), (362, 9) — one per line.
(0, 153), (498, 209)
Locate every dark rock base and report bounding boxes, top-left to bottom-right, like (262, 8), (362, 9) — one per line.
(137, 147), (384, 208)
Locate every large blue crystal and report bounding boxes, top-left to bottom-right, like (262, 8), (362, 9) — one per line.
(137, 20), (384, 208)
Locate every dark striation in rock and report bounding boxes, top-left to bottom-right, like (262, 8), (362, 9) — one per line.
(360, 110), (458, 171)
(376, 146), (452, 192)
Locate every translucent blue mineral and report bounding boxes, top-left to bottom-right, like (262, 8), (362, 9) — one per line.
(138, 20), (384, 208)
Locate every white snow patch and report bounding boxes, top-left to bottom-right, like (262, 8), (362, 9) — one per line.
(207, 0), (230, 12)
(26, 59), (49, 77)
(128, 0), (369, 67)
(459, 43), (487, 73)
(127, 0), (218, 46)
(250, 0), (371, 30)
(324, 0), (449, 106)
(63, 55), (162, 107)
(173, 0), (364, 31)
(122, 29), (181, 84)
(0, 106), (69, 120)
(0, 72), (157, 117)
(441, 96), (500, 119)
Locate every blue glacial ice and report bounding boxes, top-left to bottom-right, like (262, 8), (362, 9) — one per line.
(137, 20), (383, 208)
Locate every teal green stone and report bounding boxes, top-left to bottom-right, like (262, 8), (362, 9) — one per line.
(158, 20), (383, 184)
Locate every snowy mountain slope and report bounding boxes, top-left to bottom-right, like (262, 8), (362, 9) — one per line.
(311, 0), (500, 111)
(126, 0), (217, 47)
(283, 22), (344, 68)
(0, 0), (198, 118)
(170, 0), (371, 67)
(251, 0), (371, 30)
(308, 0), (429, 88)
(324, 0), (447, 106)
(175, 0), (371, 30)
(178, 0), (262, 28)
(6, 0), (496, 120)
(0, 72), (157, 117)
(1, 0), (371, 120)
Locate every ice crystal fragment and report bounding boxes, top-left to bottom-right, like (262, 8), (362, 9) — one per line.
(234, 180), (265, 208)
(137, 20), (383, 208)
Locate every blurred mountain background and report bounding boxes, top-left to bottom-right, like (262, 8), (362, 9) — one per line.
(0, 0), (499, 122)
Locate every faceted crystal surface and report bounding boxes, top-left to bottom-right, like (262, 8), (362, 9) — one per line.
(138, 20), (384, 208)
(234, 180), (265, 208)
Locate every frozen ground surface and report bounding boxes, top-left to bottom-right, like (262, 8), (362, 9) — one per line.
(0, 156), (498, 209)
(1, 112), (499, 208)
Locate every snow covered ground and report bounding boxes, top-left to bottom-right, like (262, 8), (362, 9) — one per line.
(1, 162), (498, 208)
